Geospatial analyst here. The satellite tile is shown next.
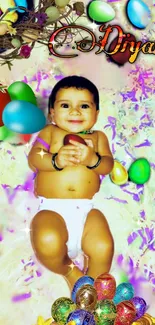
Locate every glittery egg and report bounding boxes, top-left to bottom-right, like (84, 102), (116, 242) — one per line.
(71, 276), (94, 303)
(76, 284), (97, 312)
(110, 161), (128, 185)
(126, 0), (151, 29)
(51, 297), (76, 325)
(113, 283), (134, 304)
(94, 273), (116, 300)
(143, 313), (155, 324)
(132, 314), (152, 325)
(134, 313), (154, 324)
(67, 309), (96, 325)
(131, 297), (147, 321)
(94, 299), (117, 325)
(115, 301), (136, 325)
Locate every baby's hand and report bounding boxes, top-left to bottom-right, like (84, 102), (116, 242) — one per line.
(56, 144), (81, 168)
(69, 139), (96, 166)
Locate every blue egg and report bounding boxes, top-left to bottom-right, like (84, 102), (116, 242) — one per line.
(2, 100), (46, 134)
(113, 282), (134, 304)
(71, 276), (94, 303)
(14, 0), (28, 13)
(127, 0), (151, 29)
(67, 309), (95, 325)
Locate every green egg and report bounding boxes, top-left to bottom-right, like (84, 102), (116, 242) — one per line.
(128, 158), (151, 184)
(0, 125), (13, 141)
(8, 81), (37, 106)
(87, 1), (115, 23)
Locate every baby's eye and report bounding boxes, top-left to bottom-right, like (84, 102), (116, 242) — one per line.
(61, 103), (69, 108)
(81, 104), (89, 109)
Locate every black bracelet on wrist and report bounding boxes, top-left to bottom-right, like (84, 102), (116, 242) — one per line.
(52, 153), (63, 171)
(87, 152), (102, 169)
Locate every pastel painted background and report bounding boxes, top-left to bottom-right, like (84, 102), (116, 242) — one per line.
(0, 0), (155, 324)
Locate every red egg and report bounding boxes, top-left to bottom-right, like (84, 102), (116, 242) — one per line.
(115, 301), (136, 325)
(94, 273), (116, 300)
(19, 134), (32, 143)
(107, 34), (136, 66)
(0, 86), (11, 126)
(64, 134), (87, 146)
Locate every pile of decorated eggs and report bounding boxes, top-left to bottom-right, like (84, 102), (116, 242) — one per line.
(51, 273), (152, 325)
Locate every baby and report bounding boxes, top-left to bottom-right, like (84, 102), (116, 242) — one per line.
(28, 75), (114, 290)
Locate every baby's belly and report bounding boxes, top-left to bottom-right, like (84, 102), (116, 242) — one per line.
(35, 166), (100, 199)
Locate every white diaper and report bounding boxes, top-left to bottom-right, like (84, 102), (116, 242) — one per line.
(38, 197), (94, 259)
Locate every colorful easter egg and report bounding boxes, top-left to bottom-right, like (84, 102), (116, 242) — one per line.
(51, 297), (76, 325)
(76, 284), (97, 312)
(94, 273), (116, 301)
(113, 283), (134, 304)
(8, 81), (37, 106)
(126, 0), (151, 29)
(115, 301), (136, 325)
(110, 160), (128, 185)
(71, 276), (94, 303)
(94, 299), (117, 325)
(87, 1), (115, 23)
(128, 158), (151, 184)
(14, 0), (28, 13)
(108, 34), (136, 66)
(0, 87), (11, 126)
(131, 297), (147, 321)
(67, 309), (96, 325)
(2, 100), (46, 134)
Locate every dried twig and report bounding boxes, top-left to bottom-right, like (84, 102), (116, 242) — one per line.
(0, 0), (85, 68)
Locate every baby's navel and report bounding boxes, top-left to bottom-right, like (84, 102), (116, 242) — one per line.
(68, 187), (76, 192)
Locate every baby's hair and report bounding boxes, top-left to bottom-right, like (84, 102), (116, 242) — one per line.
(48, 75), (99, 113)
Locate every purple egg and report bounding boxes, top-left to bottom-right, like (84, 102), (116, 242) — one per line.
(131, 296), (147, 320)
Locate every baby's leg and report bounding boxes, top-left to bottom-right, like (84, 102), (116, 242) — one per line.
(30, 210), (84, 289)
(81, 209), (114, 279)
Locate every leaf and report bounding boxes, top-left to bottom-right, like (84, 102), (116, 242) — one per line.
(73, 2), (85, 15)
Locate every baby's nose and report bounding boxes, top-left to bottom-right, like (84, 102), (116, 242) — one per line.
(70, 107), (81, 114)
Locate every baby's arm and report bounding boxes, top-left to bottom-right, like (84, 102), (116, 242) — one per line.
(28, 125), (56, 172)
(91, 131), (114, 175)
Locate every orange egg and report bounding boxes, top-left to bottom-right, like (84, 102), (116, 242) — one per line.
(110, 160), (128, 185)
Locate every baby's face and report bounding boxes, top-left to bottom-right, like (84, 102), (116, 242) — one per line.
(50, 87), (99, 133)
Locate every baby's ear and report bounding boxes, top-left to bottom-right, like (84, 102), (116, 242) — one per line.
(48, 113), (52, 123)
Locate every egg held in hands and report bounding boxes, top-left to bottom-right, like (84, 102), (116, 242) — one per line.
(64, 134), (87, 146)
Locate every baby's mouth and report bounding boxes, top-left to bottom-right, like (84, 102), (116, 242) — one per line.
(68, 120), (83, 123)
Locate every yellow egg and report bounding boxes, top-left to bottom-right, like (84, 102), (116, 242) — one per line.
(0, 23), (8, 35)
(132, 317), (151, 325)
(57, 6), (66, 13)
(143, 314), (154, 324)
(22, 29), (39, 43)
(110, 160), (128, 185)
